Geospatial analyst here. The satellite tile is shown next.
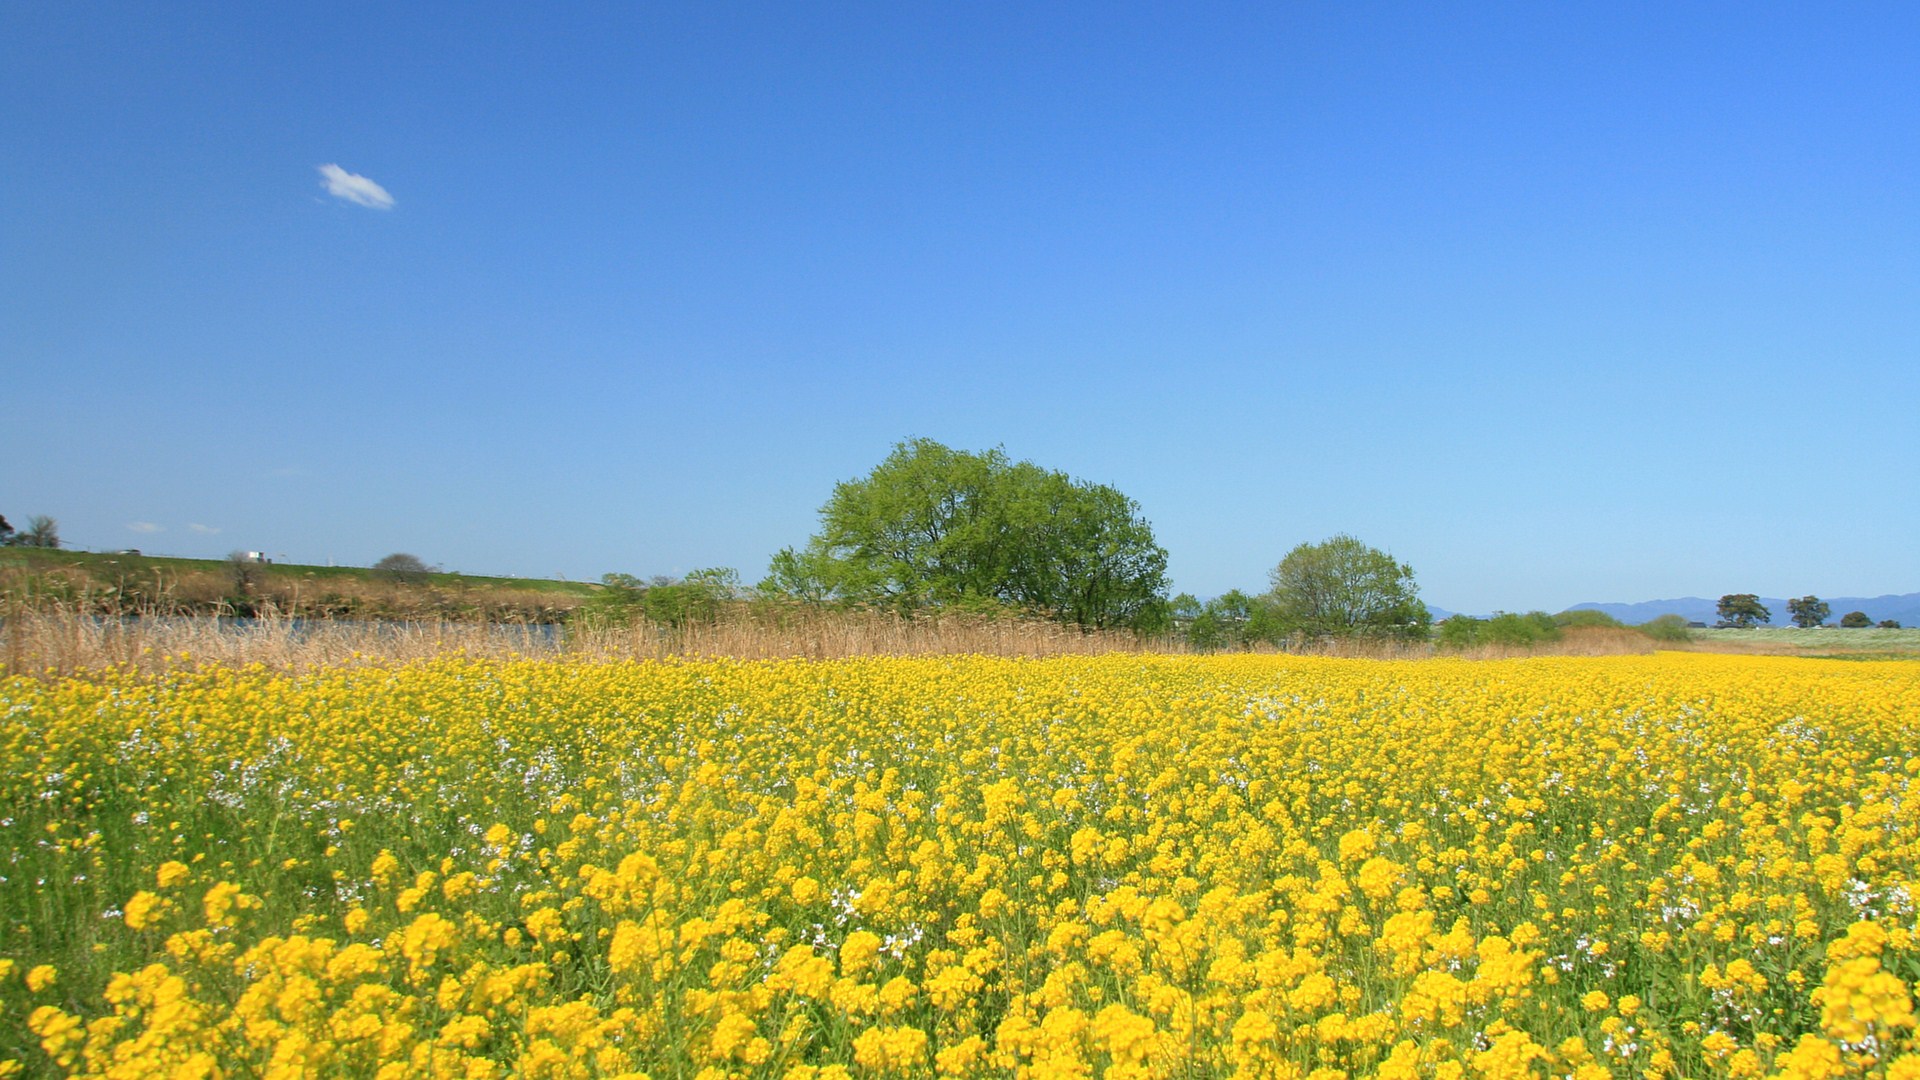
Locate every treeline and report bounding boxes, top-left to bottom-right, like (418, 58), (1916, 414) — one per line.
(1715, 593), (1900, 630)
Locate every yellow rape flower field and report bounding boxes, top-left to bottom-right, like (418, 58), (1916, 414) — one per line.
(3, 653), (1920, 1080)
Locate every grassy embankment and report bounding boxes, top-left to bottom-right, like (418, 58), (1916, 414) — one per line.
(1686, 625), (1920, 658)
(0, 547), (599, 622)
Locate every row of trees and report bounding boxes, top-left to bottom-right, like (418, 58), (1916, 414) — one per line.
(740, 439), (1431, 640)
(1717, 594), (1900, 629)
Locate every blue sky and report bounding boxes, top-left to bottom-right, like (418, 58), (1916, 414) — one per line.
(5, 3), (1915, 614)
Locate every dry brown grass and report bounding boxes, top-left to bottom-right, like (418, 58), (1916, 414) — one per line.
(0, 606), (1177, 678)
(1, 609), (1670, 679)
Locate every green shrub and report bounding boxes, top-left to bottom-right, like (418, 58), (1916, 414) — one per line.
(1435, 616), (1484, 649)
(1483, 611), (1562, 647)
(1640, 614), (1693, 642)
(1554, 609), (1624, 629)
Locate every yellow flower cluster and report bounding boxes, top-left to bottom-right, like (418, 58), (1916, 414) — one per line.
(2, 652), (1919, 1078)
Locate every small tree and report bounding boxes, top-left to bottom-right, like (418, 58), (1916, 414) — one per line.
(1435, 616), (1484, 649)
(1879, 620), (1903, 630)
(1263, 535), (1429, 641)
(373, 553), (432, 583)
(1715, 594), (1770, 628)
(1181, 590), (1255, 652)
(1786, 595), (1830, 629)
(1640, 614), (1694, 642)
(1839, 611), (1873, 628)
(0, 515), (12, 544)
(9, 515), (60, 549)
(642, 568), (741, 628)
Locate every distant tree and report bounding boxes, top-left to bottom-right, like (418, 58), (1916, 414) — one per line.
(1263, 535), (1429, 641)
(1879, 620), (1902, 630)
(373, 552), (432, 583)
(1435, 615), (1484, 650)
(1715, 594), (1770, 628)
(1183, 590), (1256, 652)
(1839, 610), (1873, 628)
(1640, 614), (1694, 642)
(1786, 595), (1830, 629)
(1483, 611), (1562, 647)
(767, 439), (1170, 632)
(10, 515), (60, 549)
(0, 515), (12, 544)
(222, 550), (266, 614)
(642, 567), (741, 628)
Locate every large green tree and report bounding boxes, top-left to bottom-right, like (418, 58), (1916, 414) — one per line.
(1716, 594), (1770, 628)
(1262, 534), (1429, 640)
(766, 439), (1170, 632)
(1786, 595), (1830, 629)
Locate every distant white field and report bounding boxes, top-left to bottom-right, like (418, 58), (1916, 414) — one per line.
(1691, 626), (1920, 649)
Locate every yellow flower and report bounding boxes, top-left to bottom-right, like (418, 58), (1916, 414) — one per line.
(852, 1024), (928, 1072)
(124, 890), (168, 931)
(840, 929), (883, 976)
(25, 965), (57, 992)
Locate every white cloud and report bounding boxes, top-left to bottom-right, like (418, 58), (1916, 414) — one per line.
(317, 164), (395, 210)
(188, 523), (222, 535)
(127, 521), (163, 534)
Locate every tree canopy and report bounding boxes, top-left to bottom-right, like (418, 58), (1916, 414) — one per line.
(1786, 595), (1830, 629)
(373, 553), (431, 582)
(1262, 534), (1429, 640)
(1716, 594), (1771, 628)
(765, 439), (1170, 632)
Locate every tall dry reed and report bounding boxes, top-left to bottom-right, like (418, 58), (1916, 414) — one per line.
(0, 606), (1178, 677)
(1, 608), (1673, 679)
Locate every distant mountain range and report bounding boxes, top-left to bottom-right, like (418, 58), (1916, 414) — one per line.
(1563, 593), (1920, 627)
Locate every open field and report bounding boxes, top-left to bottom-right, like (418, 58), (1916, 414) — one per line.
(5, 652), (1919, 1077)
(1686, 627), (1920, 657)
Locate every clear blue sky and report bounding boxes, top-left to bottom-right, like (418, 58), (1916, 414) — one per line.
(5, 3), (1915, 614)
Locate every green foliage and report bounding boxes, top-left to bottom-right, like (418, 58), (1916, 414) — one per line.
(766, 439), (1171, 633)
(642, 568), (741, 628)
(1439, 612), (1561, 649)
(1435, 615), (1484, 649)
(1484, 611), (1562, 647)
(1880, 619), (1903, 630)
(1262, 535), (1429, 641)
(1181, 590), (1259, 652)
(1839, 610), (1873, 628)
(585, 568), (742, 629)
(1554, 609), (1625, 629)
(1640, 614), (1694, 642)
(1715, 594), (1771, 628)
(1786, 595), (1831, 629)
